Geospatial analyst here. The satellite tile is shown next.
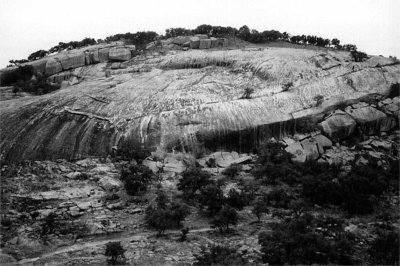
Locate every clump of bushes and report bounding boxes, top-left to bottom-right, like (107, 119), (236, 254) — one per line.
(177, 167), (213, 200)
(210, 205), (239, 233)
(0, 65), (60, 95)
(120, 163), (153, 196)
(145, 190), (190, 236)
(369, 227), (399, 265)
(259, 214), (357, 265)
(194, 245), (248, 265)
(252, 141), (399, 216)
(350, 50), (368, 62)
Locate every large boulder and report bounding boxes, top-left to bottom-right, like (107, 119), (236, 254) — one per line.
(98, 48), (110, 62)
(91, 49), (100, 63)
(346, 106), (395, 134)
(190, 37), (200, 49)
(30, 58), (48, 75)
(314, 134), (333, 154)
(319, 112), (357, 141)
(57, 52), (85, 70)
(172, 36), (191, 45)
(109, 47), (131, 62)
(300, 138), (320, 160)
(98, 175), (123, 191)
(199, 39), (212, 49)
(45, 58), (63, 76)
(210, 37), (219, 48)
(285, 142), (307, 163)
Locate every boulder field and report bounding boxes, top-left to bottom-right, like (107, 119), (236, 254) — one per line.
(0, 45), (399, 162)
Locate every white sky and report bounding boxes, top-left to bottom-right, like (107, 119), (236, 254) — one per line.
(0, 0), (399, 68)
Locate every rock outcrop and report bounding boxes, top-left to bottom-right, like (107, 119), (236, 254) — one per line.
(1, 45), (399, 162)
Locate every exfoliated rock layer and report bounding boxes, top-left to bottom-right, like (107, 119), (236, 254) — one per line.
(1, 47), (399, 161)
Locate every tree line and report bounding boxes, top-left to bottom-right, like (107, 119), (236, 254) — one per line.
(8, 24), (362, 67)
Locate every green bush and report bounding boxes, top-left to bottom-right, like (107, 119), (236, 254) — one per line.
(225, 189), (246, 210)
(194, 245), (248, 265)
(350, 50), (368, 62)
(120, 164), (153, 196)
(210, 205), (238, 233)
(259, 214), (357, 265)
(145, 190), (190, 236)
(252, 196), (269, 221)
(105, 242), (125, 265)
(0, 65), (34, 86)
(198, 183), (225, 215)
(177, 167), (212, 200)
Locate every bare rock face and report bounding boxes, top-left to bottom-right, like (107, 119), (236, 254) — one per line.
(45, 58), (63, 76)
(199, 39), (212, 49)
(319, 113), (357, 141)
(345, 106), (393, 134)
(98, 48), (110, 62)
(109, 47), (131, 61)
(57, 52), (86, 70)
(1, 47), (399, 162)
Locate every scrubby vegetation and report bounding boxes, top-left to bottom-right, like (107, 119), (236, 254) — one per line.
(105, 241), (126, 265)
(259, 214), (357, 265)
(7, 24), (363, 68)
(120, 163), (153, 195)
(194, 245), (248, 265)
(0, 65), (60, 94)
(145, 190), (190, 236)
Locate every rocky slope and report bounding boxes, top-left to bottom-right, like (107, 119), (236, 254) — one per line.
(1, 43), (399, 162)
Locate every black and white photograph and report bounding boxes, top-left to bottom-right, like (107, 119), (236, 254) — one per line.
(0, 0), (399, 265)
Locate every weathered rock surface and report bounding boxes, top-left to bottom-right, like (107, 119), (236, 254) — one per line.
(345, 106), (392, 134)
(109, 47), (131, 61)
(319, 112), (357, 141)
(1, 46), (399, 161)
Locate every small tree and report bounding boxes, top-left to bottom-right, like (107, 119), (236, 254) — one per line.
(120, 164), (153, 195)
(198, 183), (225, 215)
(145, 190), (190, 236)
(241, 87), (254, 99)
(105, 242), (125, 265)
(252, 197), (269, 221)
(177, 167), (212, 200)
(226, 189), (246, 210)
(350, 50), (368, 62)
(210, 205), (238, 233)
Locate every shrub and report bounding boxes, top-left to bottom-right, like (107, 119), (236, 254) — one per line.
(225, 189), (246, 210)
(210, 205), (238, 233)
(120, 164), (153, 196)
(259, 214), (357, 265)
(194, 245), (248, 265)
(105, 242), (125, 265)
(265, 188), (291, 208)
(198, 183), (225, 215)
(282, 81), (293, 91)
(241, 87), (254, 99)
(369, 229), (399, 265)
(177, 167), (212, 200)
(350, 50), (368, 62)
(252, 197), (269, 221)
(0, 65), (34, 86)
(222, 163), (242, 178)
(179, 227), (189, 242)
(145, 190), (190, 236)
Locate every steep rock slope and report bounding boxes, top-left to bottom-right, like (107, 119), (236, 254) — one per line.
(1, 47), (399, 161)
